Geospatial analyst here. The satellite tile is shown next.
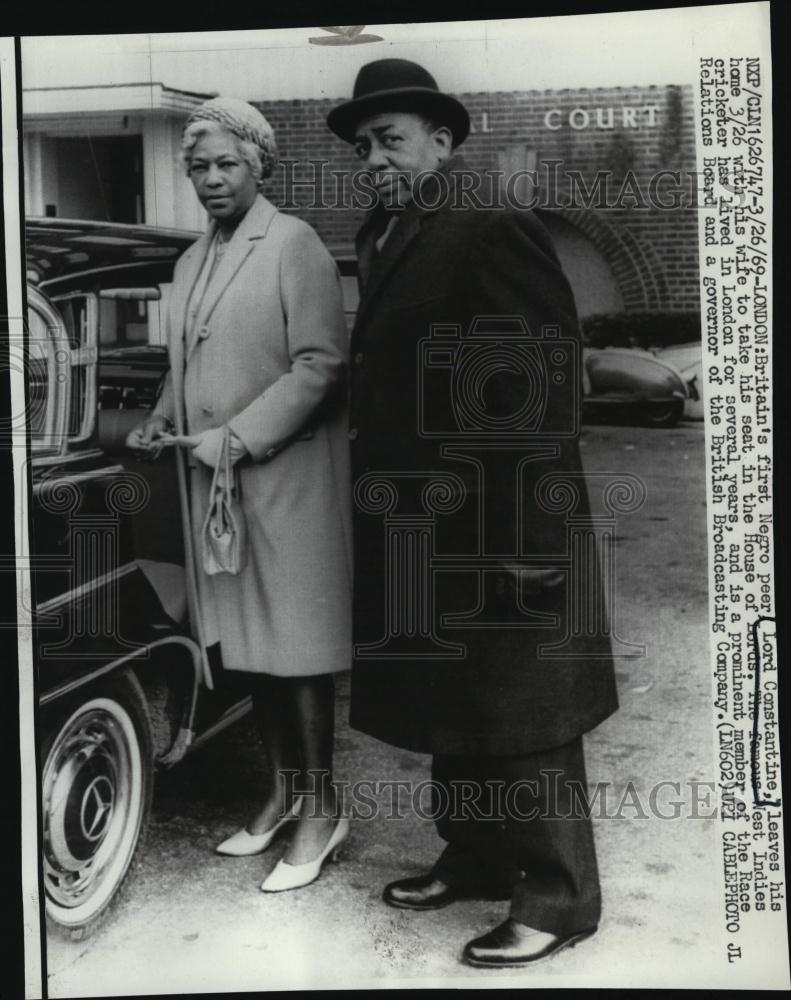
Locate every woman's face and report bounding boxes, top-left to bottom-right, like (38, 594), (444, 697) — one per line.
(187, 128), (259, 228)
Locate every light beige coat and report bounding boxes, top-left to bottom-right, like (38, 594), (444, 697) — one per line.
(155, 195), (352, 675)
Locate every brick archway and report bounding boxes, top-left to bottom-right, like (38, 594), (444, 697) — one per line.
(545, 208), (671, 312)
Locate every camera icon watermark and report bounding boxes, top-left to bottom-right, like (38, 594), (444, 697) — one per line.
(418, 315), (580, 440)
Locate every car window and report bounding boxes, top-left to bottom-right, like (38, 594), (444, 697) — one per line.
(99, 297), (149, 346)
(98, 286), (166, 349)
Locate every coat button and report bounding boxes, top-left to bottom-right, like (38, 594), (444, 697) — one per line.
(348, 428), (358, 441)
(354, 352), (364, 365)
(201, 404), (214, 415)
(198, 325), (210, 339)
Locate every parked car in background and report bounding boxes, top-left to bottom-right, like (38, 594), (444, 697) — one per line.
(582, 346), (688, 428)
(655, 341), (704, 419)
(25, 218), (256, 941)
(581, 310), (701, 426)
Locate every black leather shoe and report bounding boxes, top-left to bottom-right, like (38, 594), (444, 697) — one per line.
(462, 918), (597, 968)
(383, 875), (465, 910)
(384, 874), (513, 910)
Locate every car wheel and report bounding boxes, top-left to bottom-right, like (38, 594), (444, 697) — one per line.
(643, 399), (684, 428)
(41, 669), (154, 941)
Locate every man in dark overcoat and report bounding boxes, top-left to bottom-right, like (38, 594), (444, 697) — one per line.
(327, 59), (618, 967)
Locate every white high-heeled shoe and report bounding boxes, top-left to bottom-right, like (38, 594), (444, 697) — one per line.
(215, 798), (303, 857)
(260, 816), (350, 892)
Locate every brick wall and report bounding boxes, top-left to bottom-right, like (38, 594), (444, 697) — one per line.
(255, 83), (699, 314)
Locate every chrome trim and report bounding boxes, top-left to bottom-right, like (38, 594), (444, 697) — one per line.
(32, 447), (107, 468)
(51, 291), (99, 444)
(100, 287), (162, 301)
(40, 261), (179, 291)
(27, 215), (200, 239)
(27, 286), (72, 453)
(35, 560), (137, 616)
(32, 464), (125, 498)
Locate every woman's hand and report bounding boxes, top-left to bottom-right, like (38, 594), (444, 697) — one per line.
(125, 413), (171, 459)
(161, 427), (248, 468)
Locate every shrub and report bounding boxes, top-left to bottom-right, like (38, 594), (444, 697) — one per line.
(582, 312), (701, 349)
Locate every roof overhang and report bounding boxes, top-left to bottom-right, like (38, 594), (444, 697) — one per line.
(23, 82), (214, 118)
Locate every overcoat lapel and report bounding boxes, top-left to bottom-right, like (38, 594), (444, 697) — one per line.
(170, 230), (212, 346)
(354, 209), (422, 329)
(355, 216), (379, 291)
(184, 195), (279, 365)
(167, 194), (280, 425)
(166, 233), (210, 434)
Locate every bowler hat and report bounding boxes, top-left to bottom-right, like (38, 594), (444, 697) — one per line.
(327, 58), (470, 146)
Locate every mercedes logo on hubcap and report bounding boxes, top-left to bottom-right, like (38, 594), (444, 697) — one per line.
(80, 776), (114, 842)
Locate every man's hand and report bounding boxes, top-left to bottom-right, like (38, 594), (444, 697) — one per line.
(160, 427), (248, 468)
(125, 413), (170, 459)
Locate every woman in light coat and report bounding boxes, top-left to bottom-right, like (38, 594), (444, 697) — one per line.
(127, 98), (351, 892)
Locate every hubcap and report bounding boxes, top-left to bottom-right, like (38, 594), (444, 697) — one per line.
(43, 697), (144, 926)
(80, 775), (115, 843)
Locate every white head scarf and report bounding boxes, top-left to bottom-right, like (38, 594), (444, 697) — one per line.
(183, 97), (278, 180)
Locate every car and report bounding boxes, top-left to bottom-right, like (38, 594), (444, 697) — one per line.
(582, 346), (689, 428)
(25, 218), (256, 941)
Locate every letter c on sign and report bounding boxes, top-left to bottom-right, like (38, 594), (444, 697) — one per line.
(544, 109), (562, 130)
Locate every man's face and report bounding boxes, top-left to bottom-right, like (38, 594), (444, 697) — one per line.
(353, 112), (452, 208)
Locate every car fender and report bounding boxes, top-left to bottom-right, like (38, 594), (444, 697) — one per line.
(37, 560), (200, 765)
(584, 347), (688, 401)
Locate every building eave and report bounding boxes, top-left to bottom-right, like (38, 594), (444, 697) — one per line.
(23, 82), (214, 118)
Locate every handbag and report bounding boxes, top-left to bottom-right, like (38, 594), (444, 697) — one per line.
(201, 427), (248, 576)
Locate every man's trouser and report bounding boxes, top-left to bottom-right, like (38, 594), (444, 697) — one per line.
(430, 737), (602, 935)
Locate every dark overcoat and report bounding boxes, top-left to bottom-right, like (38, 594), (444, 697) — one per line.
(348, 155), (618, 756)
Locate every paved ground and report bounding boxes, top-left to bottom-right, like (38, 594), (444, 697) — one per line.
(45, 421), (725, 994)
